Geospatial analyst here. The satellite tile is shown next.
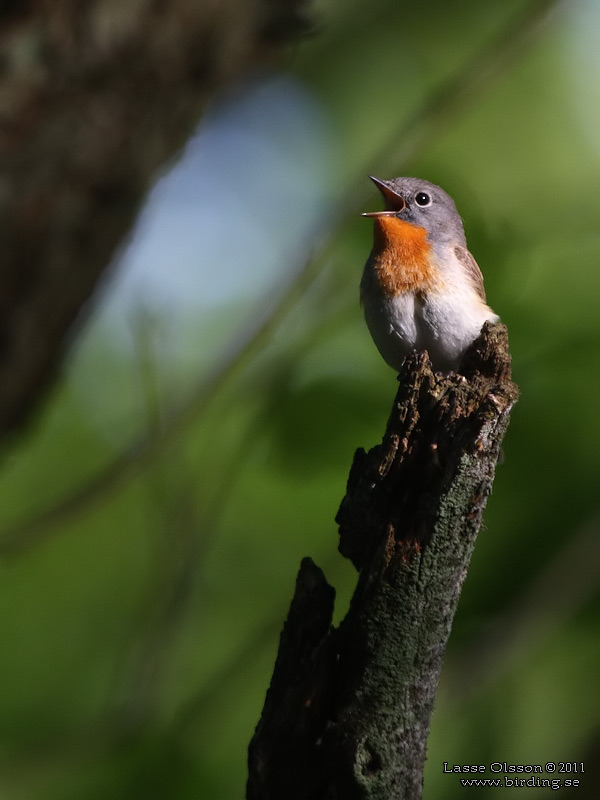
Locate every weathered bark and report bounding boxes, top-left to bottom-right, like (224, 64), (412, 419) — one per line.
(247, 321), (519, 799)
(0, 0), (311, 433)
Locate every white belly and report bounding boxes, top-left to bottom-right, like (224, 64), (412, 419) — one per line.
(363, 287), (498, 373)
(363, 292), (417, 372)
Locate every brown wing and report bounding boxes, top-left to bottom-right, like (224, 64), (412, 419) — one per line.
(454, 245), (487, 302)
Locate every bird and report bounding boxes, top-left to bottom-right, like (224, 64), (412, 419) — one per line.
(360, 176), (498, 374)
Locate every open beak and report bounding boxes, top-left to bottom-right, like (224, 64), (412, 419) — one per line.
(362, 175), (406, 216)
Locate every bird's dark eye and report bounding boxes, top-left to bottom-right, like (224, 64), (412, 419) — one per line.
(415, 192), (431, 207)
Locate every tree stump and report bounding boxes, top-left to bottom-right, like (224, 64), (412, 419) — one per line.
(248, 321), (519, 800)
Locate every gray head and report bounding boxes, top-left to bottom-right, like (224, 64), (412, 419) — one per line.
(364, 176), (467, 249)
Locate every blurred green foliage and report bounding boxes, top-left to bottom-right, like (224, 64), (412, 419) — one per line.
(0, 0), (599, 797)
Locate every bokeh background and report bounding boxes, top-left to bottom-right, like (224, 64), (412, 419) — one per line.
(1, 0), (599, 797)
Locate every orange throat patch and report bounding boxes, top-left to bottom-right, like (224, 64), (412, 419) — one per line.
(371, 216), (436, 296)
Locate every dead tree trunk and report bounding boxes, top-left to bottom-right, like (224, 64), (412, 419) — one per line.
(247, 321), (519, 800)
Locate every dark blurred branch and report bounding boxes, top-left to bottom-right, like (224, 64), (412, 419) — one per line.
(0, 250), (319, 556)
(0, 0), (555, 555)
(247, 323), (519, 800)
(0, 0), (312, 434)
